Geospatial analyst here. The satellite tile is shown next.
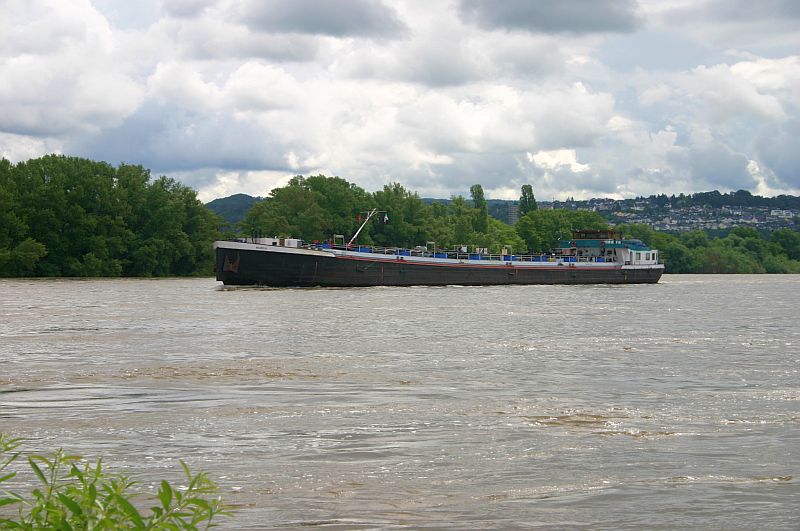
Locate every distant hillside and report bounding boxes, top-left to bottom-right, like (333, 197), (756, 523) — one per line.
(209, 188), (799, 231)
(206, 193), (263, 227)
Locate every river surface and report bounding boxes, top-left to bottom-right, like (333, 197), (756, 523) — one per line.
(1, 275), (798, 529)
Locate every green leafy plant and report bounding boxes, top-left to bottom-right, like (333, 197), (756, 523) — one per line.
(0, 434), (230, 530)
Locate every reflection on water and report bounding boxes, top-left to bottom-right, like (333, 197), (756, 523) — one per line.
(1, 276), (798, 529)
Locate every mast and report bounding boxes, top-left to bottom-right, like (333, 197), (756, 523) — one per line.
(347, 208), (386, 247)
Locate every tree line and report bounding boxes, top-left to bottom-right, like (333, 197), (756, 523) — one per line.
(2, 156), (799, 277)
(0, 155), (220, 277)
(239, 174), (585, 255)
(635, 189), (800, 210)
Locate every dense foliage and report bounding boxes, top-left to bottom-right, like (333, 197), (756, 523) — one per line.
(516, 209), (608, 252)
(617, 224), (800, 273)
(0, 434), (230, 530)
(239, 176), (528, 254)
(0, 156), (221, 277)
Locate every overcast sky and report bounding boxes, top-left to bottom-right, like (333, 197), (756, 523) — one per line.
(1, 0), (799, 201)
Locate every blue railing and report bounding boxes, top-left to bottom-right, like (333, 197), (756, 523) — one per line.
(308, 242), (622, 263)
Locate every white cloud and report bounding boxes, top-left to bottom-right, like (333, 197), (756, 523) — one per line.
(160, 0), (217, 19)
(0, 132), (62, 163)
(0, 0), (144, 136)
(191, 169), (293, 202)
(686, 63), (786, 123)
(639, 84), (674, 106)
(223, 62), (308, 113)
(1, 0), (799, 201)
(522, 82), (616, 149)
(530, 149), (590, 172)
(147, 61), (224, 109)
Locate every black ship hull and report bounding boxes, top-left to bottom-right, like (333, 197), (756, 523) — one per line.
(215, 244), (663, 287)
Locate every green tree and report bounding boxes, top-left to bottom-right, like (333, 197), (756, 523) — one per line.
(305, 175), (371, 238)
(519, 184), (537, 216)
(661, 241), (699, 273)
(239, 200), (290, 237)
(122, 176), (219, 276)
(0, 238), (47, 276)
(238, 177), (330, 242)
(682, 230), (710, 249)
(730, 226), (761, 240)
(0, 160), (48, 276)
(474, 218), (527, 255)
(771, 228), (800, 260)
(617, 223), (657, 244)
(0, 156), (220, 278)
(516, 209), (608, 252)
(470, 184), (489, 233)
(448, 196), (477, 245)
(762, 253), (800, 273)
(698, 243), (765, 273)
(371, 183), (431, 247)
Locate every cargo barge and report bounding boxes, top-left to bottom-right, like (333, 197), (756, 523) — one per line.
(214, 213), (663, 286)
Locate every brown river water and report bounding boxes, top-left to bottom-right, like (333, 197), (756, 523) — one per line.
(1, 275), (798, 529)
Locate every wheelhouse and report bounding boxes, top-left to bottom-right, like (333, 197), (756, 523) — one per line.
(558, 230), (659, 265)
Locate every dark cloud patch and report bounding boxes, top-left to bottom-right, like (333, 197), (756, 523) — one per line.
(239, 0), (407, 38)
(458, 0), (642, 35)
(660, 0), (800, 47)
(700, 0), (800, 21)
(391, 153), (529, 193)
(489, 40), (565, 80)
(66, 101), (292, 174)
(755, 119), (800, 188)
(0, 104), (72, 137)
(396, 44), (479, 87)
(177, 29), (320, 62)
(686, 144), (754, 190)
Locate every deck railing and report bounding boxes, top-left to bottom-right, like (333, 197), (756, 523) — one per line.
(229, 237), (662, 265)
(309, 242), (614, 263)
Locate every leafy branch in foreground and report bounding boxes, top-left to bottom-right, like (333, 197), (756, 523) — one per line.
(0, 434), (230, 530)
